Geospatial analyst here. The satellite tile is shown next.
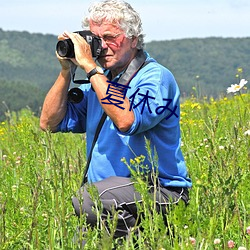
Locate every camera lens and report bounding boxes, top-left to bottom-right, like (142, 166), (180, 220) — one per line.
(68, 88), (84, 103)
(56, 39), (74, 58)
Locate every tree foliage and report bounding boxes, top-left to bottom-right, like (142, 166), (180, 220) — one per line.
(0, 28), (60, 90)
(0, 28), (249, 120)
(0, 79), (46, 121)
(145, 37), (250, 98)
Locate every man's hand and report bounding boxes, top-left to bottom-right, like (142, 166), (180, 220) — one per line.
(62, 31), (96, 73)
(56, 33), (79, 71)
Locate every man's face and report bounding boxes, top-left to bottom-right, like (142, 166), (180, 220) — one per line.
(89, 20), (137, 72)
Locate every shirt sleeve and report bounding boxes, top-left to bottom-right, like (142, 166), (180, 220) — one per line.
(118, 62), (180, 135)
(56, 85), (89, 133)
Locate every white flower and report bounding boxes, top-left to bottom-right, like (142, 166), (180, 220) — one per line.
(20, 207), (25, 214)
(189, 237), (196, 245)
(214, 238), (221, 244)
(238, 247), (246, 250)
(244, 130), (250, 136)
(246, 226), (250, 235)
(227, 79), (248, 93)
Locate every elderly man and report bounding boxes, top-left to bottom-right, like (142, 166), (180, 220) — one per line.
(40, 0), (192, 242)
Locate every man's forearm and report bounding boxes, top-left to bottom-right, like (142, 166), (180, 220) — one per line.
(90, 73), (135, 132)
(40, 70), (71, 132)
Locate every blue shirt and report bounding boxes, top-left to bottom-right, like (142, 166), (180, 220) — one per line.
(58, 52), (192, 188)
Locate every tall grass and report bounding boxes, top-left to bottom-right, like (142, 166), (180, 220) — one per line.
(0, 93), (249, 249)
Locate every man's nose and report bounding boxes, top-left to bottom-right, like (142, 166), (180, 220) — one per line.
(101, 38), (108, 49)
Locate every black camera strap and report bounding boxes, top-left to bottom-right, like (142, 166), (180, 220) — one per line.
(81, 50), (149, 186)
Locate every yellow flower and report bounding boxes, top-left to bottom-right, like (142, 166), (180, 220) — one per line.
(237, 67), (243, 73)
(180, 111), (187, 116)
(191, 103), (201, 109)
(130, 159), (135, 165)
(135, 157), (141, 164)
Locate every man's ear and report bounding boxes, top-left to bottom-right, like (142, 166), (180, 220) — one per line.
(131, 36), (139, 49)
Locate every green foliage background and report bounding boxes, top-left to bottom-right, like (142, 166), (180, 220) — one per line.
(0, 28), (249, 250)
(0, 93), (249, 249)
(0, 29), (250, 120)
(145, 37), (250, 97)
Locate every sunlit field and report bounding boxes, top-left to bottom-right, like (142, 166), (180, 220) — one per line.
(0, 87), (249, 249)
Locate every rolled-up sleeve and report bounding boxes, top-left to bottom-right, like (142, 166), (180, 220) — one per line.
(117, 62), (180, 136)
(57, 87), (88, 133)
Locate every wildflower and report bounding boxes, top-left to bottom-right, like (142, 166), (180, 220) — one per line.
(135, 157), (141, 164)
(218, 145), (224, 150)
(227, 79), (248, 93)
(214, 238), (221, 244)
(191, 103), (201, 109)
(42, 213), (48, 221)
(237, 67), (243, 73)
(246, 226), (250, 235)
(228, 240), (235, 248)
(244, 130), (250, 136)
(238, 247), (246, 250)
(12, 185), (18, 192)
(189, 237), (196, 246)
(196, 180), (202, 185)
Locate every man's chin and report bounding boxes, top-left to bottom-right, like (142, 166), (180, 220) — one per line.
(98, 59), (113, 69)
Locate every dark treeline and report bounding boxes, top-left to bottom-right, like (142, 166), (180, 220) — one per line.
(0, 28), (249, 120)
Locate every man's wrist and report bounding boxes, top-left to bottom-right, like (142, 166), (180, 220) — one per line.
(87, 66), (104, 80)
(60, 68), (71, 79)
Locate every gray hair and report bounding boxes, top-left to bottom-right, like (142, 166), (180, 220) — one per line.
(82, 0), (145, 49)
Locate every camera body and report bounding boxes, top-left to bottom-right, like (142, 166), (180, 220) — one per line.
(56, 30), (102, 58)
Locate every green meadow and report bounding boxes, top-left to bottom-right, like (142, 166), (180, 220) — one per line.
(0, 90), (249, 249)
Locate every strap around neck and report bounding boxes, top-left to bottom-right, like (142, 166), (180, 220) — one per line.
(80, 50), (148, 185)
(116, 50), (147, 85)
(72, 50), (147, 85)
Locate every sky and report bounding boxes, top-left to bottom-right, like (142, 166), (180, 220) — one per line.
(1, 0), (250, 42)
